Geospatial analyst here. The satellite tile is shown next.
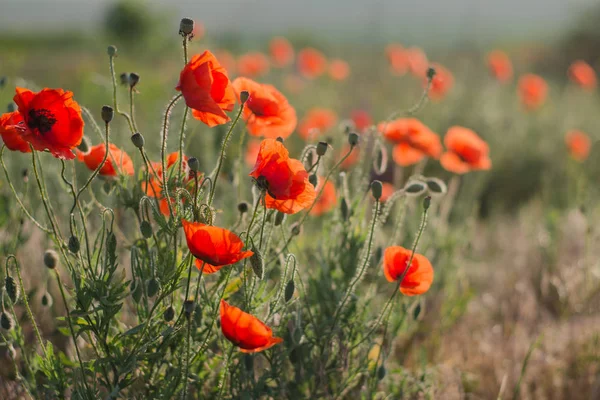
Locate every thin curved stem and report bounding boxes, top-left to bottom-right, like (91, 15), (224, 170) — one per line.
(160, 94), (183, 219)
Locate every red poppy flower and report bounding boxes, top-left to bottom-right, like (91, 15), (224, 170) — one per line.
(298, 108), (338, 140)
(351, 109), (373, 133)
(220, 300), (283, 353)
(237, 52), (270, 78)
(182, 219), (253, 274)
(440, 126), (491, 174)
(383, 246), (434, 296)
(310, 179), (336, 216)
(427, 63), (453, 101)
(517, 74), (548, 111)
(77, 143), (134, 177)
(380, 182), (395, 202)
(249, 138), (316, 214)
(144, 152), (192, 198)
(565, 130), (591, 162)
(269, 37), (295, 68)
(0, 112), (31, 153)
(487, 50), (513, 83)
(568, 60), (597, 90)
(328, 59), (350, 81)
(378, 118), (442, 167)
(12, 87), (83, 160)
(244, 139), (261, 167)
(406, 47), (428, 77)
(386, 44), (408, 75)
(176, 51), (236, 127)
(232, 77), (297, 139)
(297, 48), (327, 79)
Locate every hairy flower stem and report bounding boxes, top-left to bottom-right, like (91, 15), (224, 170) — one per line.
(178, 37), (190, 183)
(160, 94), (183, 219)
(181, 318), (191, 400)
(108, 54), (135, 134)
(129, 87), (139, 132)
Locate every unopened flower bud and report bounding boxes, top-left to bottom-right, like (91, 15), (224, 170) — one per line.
(237, 202), (249, 214)
(0, 312), (13, 331)
(0, 76), (6, 88)
(101, 105), (114, 124)
(147, 278), (159, 298)
(309, 174), (318, 187)
(249, 246), (264, 280)
(290, 222), (302, 236)
(120, 73), (129, 86)
(274, 211), (285, 226)
(240, 90), (250, 104)
(284, 279), (295, 302)
(179, 18), (194, 36)
(371, 180), (383, 200)
(77, 136), (90, 154)
(131, 280), (142, 303)
(140, 220), (153, 239)
(188, 157), (200, 172)
(163, 306), (175, 322)
(5, 276), (19, 304)
(340, 198), (350, 221)
(107, 45), (117, 57)
(44, 250), (59, 270)
(7, 103), (16, 112)
(68, 236), (80, 254)
(184, 300), (195, 319)
(348, 132), (359, 147)
(423, 195), (432, 211)
(41, 292), (53, 307)
(426, 66), (436, 80)
(131, 132), (145, 149)
(316, 141), (328, 157)
(129, 73), (140, 88)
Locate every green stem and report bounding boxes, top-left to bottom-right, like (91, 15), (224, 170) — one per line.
(108, 54), (135, 133)
(161, 94), (183, 219)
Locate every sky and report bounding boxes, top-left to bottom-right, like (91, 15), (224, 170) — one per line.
(0, 0), (596, 45)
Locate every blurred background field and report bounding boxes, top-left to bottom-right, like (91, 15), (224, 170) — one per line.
(1, 0), (600, 398)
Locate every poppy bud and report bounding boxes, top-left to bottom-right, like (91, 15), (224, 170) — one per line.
(107, 45), (117, 57)
(184, 300), (195, 319)
(377, 365), (386, 380)
(77, 136), (90, 154)
(68, 236), (80, 254)
(371, 180), (383, 200)
(179, 18), (194, 37)
(44, 250), (59, 270)
(41, 292), (53, 307)
(5, 276), (19, 304)
(308, 174), (318, 187)
(130, 132), (145, 149)
(425, 178), (447, 196)
(240, 90), (250, 104)
(237, 202), (249, 214)
(316, 141), (328, 157)
(249, 246), (264, 280)
(140, 220), (153, 239)
(147, 278), (160, 298)
(7, 103), (16, 112)
(101, 105), (114, 124)
(244, 354), (254, 372)
(120, 73), (130, 86)
(423, 196), (431, 211)
(290, 222), (302, 236)
(0, 312), (13, 331)
(284, 279), (295, 302)
(348, 132), (359, 147)
(131, 280), (142, 303)
(188, 157), (200, 172)
(340, 198), (350, 221)
(404, 181), (427, 197)
(0, 76), (5, 88)
(426, 66), (436, 80)
(413, 303), (422, 319)
(274, 211), (285, 226)
(276, 137), (284, 143)
(103, 180), (113, 194)
(129, 73), (140, 88)
(193, 304), (202, 325)
(163, 306), (175, 322)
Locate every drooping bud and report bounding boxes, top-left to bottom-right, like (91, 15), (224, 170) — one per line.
(0, 312), (13, 331)
(41, 292), (53, 307)
(129, 73), (140, 88)
(107, 45), (117, 57)
(284, 279), (295, 302)
(193, 304), (202, 325)
(131, 132), (145, 149)
(43, 250), (59, 270)
(179, 18), (195, 37)
(188, 157), (200, 172)
(377, 365), (386, 380)
(423, 196), (432, 211)
(163, 306), (175, 322)
(249, 245), (264, 280)
(131, 280), (142, 303)
(274, 211), (285, 226)
(68, 236), (80, 254)
(309, 174), (318, 187)
(184, 300), (195, 319)
(5, 276), (19, 304)
(77, 135), (90, 154)
(146, 278), (160, 298)
(371, 180), (383, 201)
(119, 73), (129, 86)
(237, 202), (249, 214)
(101, 105), (114, 124)
(240, 90), (250, 104)
(348, 132), (359, 147)
(290, 222), (302, 236)
(140, 220), (153, 239)
(340, 198), (350, 221)
(426, 66), (436, 80)
(316, 141), (328, 157)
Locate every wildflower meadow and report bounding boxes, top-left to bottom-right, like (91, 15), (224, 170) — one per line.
(0, 3), (599, 399)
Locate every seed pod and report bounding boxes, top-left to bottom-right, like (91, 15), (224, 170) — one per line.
(276, 136), (284, 143)
(371, 180), (383, 200)
(316, 141), (328, 157)
(290, 223), (302, 237)
(188, 157), (200, 172)
(184, 300), (195, 319)
(140, 221), (153, 239)
(131, 132), (145, 149)
(377, 365), (386, 380)
(348, 132), (359, 147)
(425, 177), (447, 196)
(119, 73), (129, 86)
(1, 313), (13, 331)
(101, 105), (114, 124)
(41, 292), (53, 307)
(77, 136), (90, 154)
(284, 279), (295, 302)
(5, 276), (19, 304)
(340, 198), (350, 221)
(404, 181), (427, 197)
(237, 202), (249, 214)
(103, 180), (113, 194)
(163, 306), (175, 322)
(309, 174), (318, 187)
(131, 280), (142, 303)
(68, 236), (80, 254)
(44, 250), (59, 269)
(274, 211), (285, 226)
(146, 278), (160, 298)
(240, 90), (250, 104)
(426, 66), (436, 80)
(129, 73), (140, 88)
(423, 196), (432, 211)
(107, 45), (117, 57)
(179, 18), (194, 36)
(250, 246), (264, 280)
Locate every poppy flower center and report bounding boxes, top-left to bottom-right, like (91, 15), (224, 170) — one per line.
(28, 109), (57, 134)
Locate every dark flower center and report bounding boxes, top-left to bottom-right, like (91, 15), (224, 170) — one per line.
(28, 109), (57, 134)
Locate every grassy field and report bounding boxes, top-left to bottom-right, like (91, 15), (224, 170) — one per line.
(0, 11), (599, 400)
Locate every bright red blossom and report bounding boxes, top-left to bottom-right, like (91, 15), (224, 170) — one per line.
(427, 63), (454, 101)
(13, 87), (84, 160)
(176, 51), (236, 127)
(298, 108), (338, 140)
(378, 118), (442, 167)
(386, 44), (408, 75)
(220, 300), (283, 353)
(182, 219), (253, 274)
(351, 110), (373, 133)
(77, 143), (134, 177)
(440, 126), (491, 174)
(568, 60), (597, 90)
(383, 246), (434, 296)
(328, 59), (350, 81)
(406, 47), (428, 77)
(565, 130), (591, 162)
(232, 77), (297, 139)
(310, 179), (336, 216)
(487, 50), (513, 83)
(269, 37), (295, 68)
(237, 52), (270, 78)
(0, 112), (31, 153)
(297, 48), (327, 79)
(518, 74), (548, 111)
